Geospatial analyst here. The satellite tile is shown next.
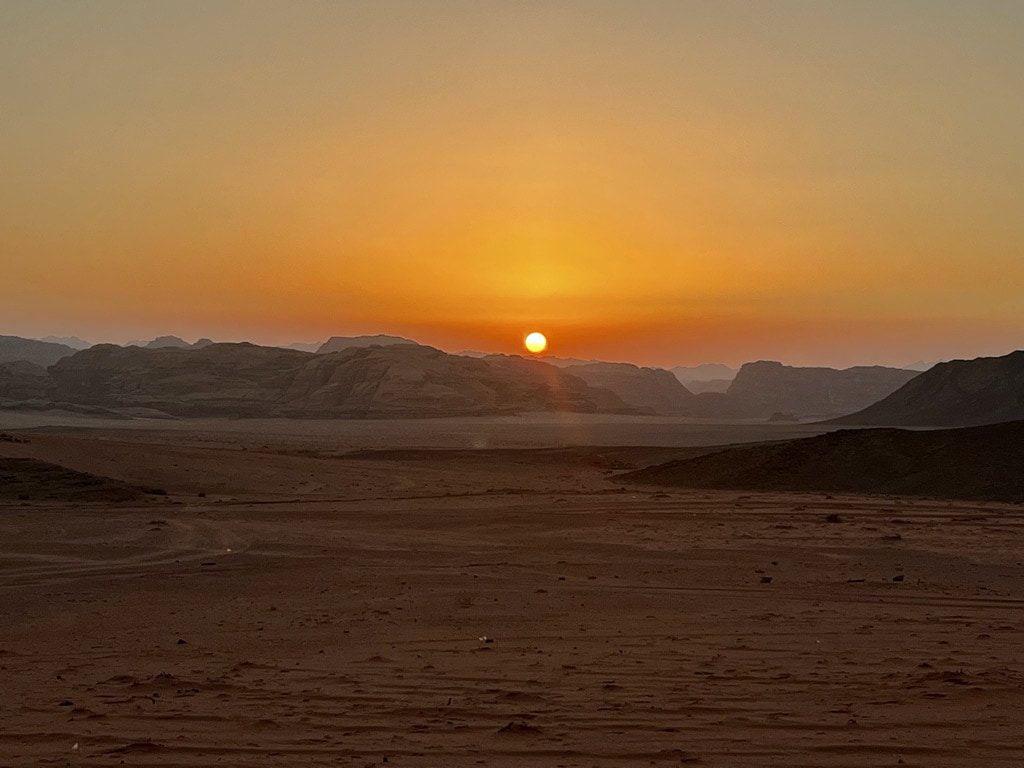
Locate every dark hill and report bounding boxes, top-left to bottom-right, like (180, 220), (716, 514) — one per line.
(623, 420), (1024, 502)
(0, 457), (152, 501)
(830, 350), (1024, 427)
(49, 343), (311, 417)
(0, 335), (76, 366)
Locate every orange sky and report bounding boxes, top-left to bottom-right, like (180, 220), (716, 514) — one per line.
(2, 2), (1022, 368)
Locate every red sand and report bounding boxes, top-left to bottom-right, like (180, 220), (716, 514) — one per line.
(1, 419), (1021, 766)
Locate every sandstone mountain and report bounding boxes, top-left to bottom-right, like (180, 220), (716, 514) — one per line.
(0, 335), (77, 366)
(831, 350), (1024, 427)
(142, 335), (213, 349)
(563, 362), (695, 415)
(624, 419), (1024, 502)
(49, 343), (311, 417)
(725, 361), (918, 419)
(42, 342), (631, 418)
(0, 361), (50, 401)
(40, 335), (91, 350)
(317, 335), (418, 354)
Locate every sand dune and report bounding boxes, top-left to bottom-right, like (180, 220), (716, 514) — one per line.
(1, 420), (1022, 766)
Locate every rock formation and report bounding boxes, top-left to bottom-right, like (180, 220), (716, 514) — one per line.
(43, 342), (631, 418)
(725, 361), (917, 419)
(831, 350), (1024, 427)
(317, 335), (419, 354)
(625, 419), (1024, 502)
(563, 362), (694, 415)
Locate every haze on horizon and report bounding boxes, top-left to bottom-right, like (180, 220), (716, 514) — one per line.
(2, 1), (1023, 369)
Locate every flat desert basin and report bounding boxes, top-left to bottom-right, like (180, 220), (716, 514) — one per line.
(1, 415), (1021, 767)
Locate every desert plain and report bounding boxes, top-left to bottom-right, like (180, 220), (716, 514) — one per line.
(1, 414), (1022, 767)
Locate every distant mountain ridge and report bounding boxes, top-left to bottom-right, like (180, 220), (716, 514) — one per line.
(35, 342), (632, 418)
(725, 361), (918, 419)
(144, 336), (214, 349)
(0, 335), (77, 366)
(317, 335), (418, 354)
(0, 333), (934, 421)
(280, 342), (323, 353)
(831, 350), (1024, 427)
(563, 362), (694, 415)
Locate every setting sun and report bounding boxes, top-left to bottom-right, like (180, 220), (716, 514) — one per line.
(524, 332), (548, 354)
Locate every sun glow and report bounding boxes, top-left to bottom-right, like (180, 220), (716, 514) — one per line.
(524, 331), (548, 354)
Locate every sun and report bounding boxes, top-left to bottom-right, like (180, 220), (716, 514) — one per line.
(524, 331), (548, 354)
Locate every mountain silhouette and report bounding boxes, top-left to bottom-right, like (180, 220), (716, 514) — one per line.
(0, 335), (77, 366)
(42, 342), (632, 418)
(831, 350), (1024, 427)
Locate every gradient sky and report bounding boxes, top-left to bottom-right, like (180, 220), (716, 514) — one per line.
(2, 1), (1022, 368)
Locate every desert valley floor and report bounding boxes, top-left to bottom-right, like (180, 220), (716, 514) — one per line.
(1, 415), (1022, 767)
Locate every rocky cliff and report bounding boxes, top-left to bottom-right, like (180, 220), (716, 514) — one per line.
(831, 350), (1024, 427)
(563, 362), (694, 415)
(44, 342), (631, 418)
(726, 361), (918, 419)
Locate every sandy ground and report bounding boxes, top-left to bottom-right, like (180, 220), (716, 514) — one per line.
(1, 418), (1022, 767)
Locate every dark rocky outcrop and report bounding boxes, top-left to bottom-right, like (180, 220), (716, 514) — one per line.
(831, 350), (1024, 427)
(624, 419), (1024, 502)
(684, 379), (733, 394)
(0, 457), (151, 501)
(725, 361), (918, 419)
(0, 335), (77, 366)
(0, 361), (50, 401)
(563, 362), (694, 415)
